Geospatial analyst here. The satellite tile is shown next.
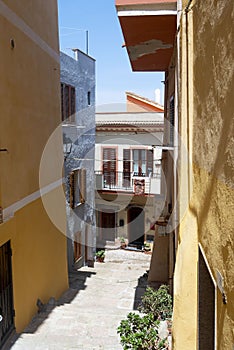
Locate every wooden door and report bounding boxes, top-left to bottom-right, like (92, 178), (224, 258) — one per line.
(101, 212), (116, 242)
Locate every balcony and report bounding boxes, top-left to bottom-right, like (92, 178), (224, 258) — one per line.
(115, 0), (177, 71)
(95, 171), (161, 194)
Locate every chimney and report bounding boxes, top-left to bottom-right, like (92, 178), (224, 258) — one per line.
(155, 88), (161, 105)
(72, 48), (79, 61)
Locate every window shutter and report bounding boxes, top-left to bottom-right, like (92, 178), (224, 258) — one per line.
(80, 168), (86, 204)
(123, 149), (131, 187)
(169, 96), (175, 146)
(71, 87), (76, 122)
(103, 148), (116, 173)
(60, 83), (76, 122)
(103, 148), (116, 186)
(61, 83), (65, 121)
(147, 150), (153, 175)
(123, 149), (130, 169)
(69, 171), (75, 208)
(64, 85), (69, 120)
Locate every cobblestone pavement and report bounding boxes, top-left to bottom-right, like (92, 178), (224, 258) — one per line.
(9, 249), (151, 350)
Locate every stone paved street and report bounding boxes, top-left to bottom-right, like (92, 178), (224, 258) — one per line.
(9, 250), (151, 350)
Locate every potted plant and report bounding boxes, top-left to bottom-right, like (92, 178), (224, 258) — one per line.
(120, 237), (127, 249)
(144, 242), (151, 252)
(95, 250), (105, 262)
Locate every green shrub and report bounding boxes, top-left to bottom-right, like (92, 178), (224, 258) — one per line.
(117, 285), (172, 349)
(138, 285), (172, 320)
(95, 250), (105, 259)
(117, 313), (168, 350)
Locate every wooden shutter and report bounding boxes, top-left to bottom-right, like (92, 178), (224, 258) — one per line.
(71, 87), (76, 122)
(69, 171), (75, 208)
(61, 83), (76, 122)
(61, 83), (65, 121)
(147, 150), (153, 176)
(69, 169), (86, 208)
(80, 168), (86, 204)
(123, 149), (130, 172)
(65, 85), (70, 120)
(123, 149), (131, 186)
(103, 148), (116, 185)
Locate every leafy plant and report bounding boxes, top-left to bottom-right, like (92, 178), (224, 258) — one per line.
(120, 236), (126, 243)
(138, 285), (172, 320)
(117, 285), (172, 349)
(117, 313), (168, 350)
(95, 250), (105, 259)
(144, 242), (151, 251)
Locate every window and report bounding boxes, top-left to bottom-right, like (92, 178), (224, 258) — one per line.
(61, 83), (76, 122)
(87, 91), (91, 106)
(74, 232), (82, 261)
(103, 148), (116, 186)
(123, 149), (131, 187)
(169, 95), (174, 146)
(132, 149), (153, 176)
(69, 169), (86, 208)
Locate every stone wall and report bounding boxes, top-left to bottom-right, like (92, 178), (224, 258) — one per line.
(60, 51), (96, 271)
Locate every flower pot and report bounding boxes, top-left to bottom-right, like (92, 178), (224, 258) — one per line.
(120, 242), (126, 249)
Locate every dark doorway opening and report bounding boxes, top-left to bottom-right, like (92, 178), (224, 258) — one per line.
(198, 247), (215, 349)
(0, 240), (15, 347)
(128, 207), (144, 249)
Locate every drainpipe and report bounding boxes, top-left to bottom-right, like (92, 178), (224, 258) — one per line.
(186, 0), (193, 12)
(172, 0), (183, 274)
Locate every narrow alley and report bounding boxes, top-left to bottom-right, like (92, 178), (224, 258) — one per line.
(9, 250), (151, 350)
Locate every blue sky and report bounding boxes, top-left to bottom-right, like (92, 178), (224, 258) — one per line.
(58, 0), (165, 107)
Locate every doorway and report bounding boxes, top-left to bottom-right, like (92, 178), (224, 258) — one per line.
(0, 241), (15, 347)
(198, 247), (215, 349)
(128, 207), (145, 249)
(101, 211), (116, 242)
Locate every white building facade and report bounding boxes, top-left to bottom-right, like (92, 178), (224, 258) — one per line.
(95, 100), (165, 250)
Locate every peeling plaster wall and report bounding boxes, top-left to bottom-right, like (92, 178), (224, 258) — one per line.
(128, 39), (173, 61)
(173, 0), (234, 349)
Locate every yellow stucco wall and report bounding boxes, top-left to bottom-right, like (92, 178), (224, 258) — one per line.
(0, 190), (68, 331)
(0, 1), (68, 333)
(172, 7), (198, 349)
(173, 0), (234, 349)
(0, 1), (61, 207)
(193, 1), (234, 348)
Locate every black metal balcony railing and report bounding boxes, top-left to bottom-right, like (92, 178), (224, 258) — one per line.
(95, 171), (160, 193)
